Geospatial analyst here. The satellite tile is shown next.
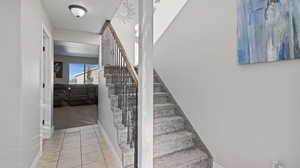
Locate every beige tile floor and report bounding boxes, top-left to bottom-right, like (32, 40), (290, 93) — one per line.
(38, 125), (117, 168)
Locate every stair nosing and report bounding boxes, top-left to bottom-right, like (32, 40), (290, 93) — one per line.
(154, 148), (209, 166)
(121, 130), (193, 152)
(125, 148), (208, 168)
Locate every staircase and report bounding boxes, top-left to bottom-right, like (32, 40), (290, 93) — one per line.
(100, 20), (212, 168)
(103, 67), (211, 168)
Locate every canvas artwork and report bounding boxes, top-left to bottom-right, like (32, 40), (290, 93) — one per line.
(238, 0), (300, 64)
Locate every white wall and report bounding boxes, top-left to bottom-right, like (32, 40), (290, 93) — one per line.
(153, 0), (188, 43)
(98, 35), (122, 165)
(0, 0), (53, 167)
(98, 70), (122, 164)
(0, 1), (22, 167)
(154, 0), (300, 168)
(111, 0), (138, 65)
(20, 0), (53, 167)
(54, 29), (100, 45)
(109, 0), (187, 66)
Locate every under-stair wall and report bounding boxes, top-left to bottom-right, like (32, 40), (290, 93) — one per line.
(98, 68), (123, 167)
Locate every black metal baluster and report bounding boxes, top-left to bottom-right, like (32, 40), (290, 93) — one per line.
(123, 59), (127, 127)
(115, 41), (120, 109)
(117, 47), (121, 109)
(118, 49), (120, 86)
(113, 39), (115, 82)
(120, 53), (123, 111)
(111, 37), (113, 82)
(131, 77), (135, 148)
(113, 42), (116, 86)
(115, 41), (118, 85)
(116, 47), (119, 108)
(119, 49), (122, 110)
(134, 84), (138, 168)
(114, 40), (117, 84)
(126, 72), (131, 146)
(120, 55), (123, 124)
(121, 57), (126, 126)
(118, 48), (120, 87)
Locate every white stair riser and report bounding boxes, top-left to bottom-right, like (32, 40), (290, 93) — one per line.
(126, 160), (209, 168)
(154, 105), (176, 118)
(154, 157), (209, 168)
(154, 117), (185, 136)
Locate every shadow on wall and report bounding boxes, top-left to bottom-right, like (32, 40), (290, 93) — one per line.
(154, 0), (189, 43)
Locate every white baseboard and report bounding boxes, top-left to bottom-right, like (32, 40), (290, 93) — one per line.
(97, 121), (123, 168)
(42, 125), (54, 139)
(214, 162), (224, 168)
(30, 151), (42, 168)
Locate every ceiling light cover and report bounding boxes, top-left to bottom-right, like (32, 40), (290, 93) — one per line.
(69, 5), (87, 18)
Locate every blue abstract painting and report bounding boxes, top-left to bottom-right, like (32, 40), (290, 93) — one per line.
(238, 0), (300, 64)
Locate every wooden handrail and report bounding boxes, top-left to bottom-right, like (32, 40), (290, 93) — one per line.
(100, 20), (139, 85)
(99, 20), (110, 35)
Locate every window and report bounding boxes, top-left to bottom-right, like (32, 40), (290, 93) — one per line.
(69, 64), (99, 84)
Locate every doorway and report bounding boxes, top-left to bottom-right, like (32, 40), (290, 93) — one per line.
(41, 25), (54, 148)
(53, 41), (99, 130)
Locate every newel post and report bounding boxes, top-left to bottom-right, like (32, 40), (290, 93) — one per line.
(138, 0), (154, 167)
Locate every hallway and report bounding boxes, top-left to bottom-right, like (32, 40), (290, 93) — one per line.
(38, 125), (117, 168)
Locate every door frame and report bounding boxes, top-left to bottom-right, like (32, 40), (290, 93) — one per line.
(41, 24), (54, 150)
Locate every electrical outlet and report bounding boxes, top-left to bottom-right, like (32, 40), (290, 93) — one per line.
(272, 161), (284, 168)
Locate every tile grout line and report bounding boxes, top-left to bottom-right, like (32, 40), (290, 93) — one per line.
(80, 128), (83, 168)
(56, 130), (65, 168)
(93, 126), (109, 168)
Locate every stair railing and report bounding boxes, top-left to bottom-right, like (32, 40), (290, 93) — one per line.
(100, 20), (139, 168)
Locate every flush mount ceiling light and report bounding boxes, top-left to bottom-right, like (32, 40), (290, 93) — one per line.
(68, 5), (87, 18)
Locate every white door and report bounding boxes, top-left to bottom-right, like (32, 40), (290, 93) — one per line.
(42, 33), (48, 126)
(41, 29), (53, 140)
